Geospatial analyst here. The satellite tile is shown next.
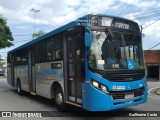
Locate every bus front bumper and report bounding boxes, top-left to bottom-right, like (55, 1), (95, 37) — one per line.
(82, 83), (148, 111)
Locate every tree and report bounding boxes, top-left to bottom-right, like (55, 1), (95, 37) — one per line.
(0, 14), (14, 48)
(32, 30), (46, 39)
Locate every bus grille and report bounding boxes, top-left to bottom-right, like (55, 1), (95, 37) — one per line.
(109, 87), (145, 100)
(104, 70), (145, 82)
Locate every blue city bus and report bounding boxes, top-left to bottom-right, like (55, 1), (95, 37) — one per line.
(7, 14), (147, 111)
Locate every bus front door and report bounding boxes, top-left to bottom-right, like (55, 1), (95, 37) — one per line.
(66, 28), (84, 105)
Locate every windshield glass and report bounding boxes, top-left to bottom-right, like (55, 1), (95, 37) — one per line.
(89, 30), (144, 70)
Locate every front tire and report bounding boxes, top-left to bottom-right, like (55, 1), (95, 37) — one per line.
(55, 87), (66, 111)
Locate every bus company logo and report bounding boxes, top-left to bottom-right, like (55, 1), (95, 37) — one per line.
(112, 85), (117, 89)
(2, 112), (11, 117)
(112, 85), (126, 90)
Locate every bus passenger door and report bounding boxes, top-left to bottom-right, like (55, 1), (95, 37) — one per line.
(66, 28), (84, 104)
(29, 48), (36, 93)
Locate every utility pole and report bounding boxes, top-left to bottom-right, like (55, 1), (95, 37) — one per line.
(30, 8), (40, 38)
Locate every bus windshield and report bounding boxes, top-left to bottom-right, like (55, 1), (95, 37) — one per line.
(89, 29), (144, 70)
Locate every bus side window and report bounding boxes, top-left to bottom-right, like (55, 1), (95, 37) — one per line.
(55, 50), (63, 60)
(14, 49), (28, 66)
(7, 53), (11, 64)
(35, 41), (47, 63)
(47, 35), (63, 62)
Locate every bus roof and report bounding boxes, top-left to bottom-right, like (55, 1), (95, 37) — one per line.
(8, 15), (88, 54)
(8, 14), (137, 54)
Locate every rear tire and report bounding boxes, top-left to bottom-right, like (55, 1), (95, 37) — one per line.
(17, 80), (23, 95)
(54, 87), (66, 111)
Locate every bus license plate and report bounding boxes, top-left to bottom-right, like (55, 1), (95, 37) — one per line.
(125, 93), (134, 99)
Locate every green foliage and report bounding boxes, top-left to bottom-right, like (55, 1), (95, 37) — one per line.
(0, 14), (14, 48)
(32, 30), (46, 39)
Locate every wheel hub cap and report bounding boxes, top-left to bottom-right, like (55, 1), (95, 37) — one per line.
(56, 93), (63, 105)
(18, 85), (20, 92)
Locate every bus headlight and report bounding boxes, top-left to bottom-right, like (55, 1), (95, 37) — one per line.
(91, 80), (109, 94)
(101, 85), (109, 94)
(92, 81), (99, 88)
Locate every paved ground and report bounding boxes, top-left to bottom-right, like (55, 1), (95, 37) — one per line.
(0, 76), (160, 120)
(147, 79), (160, 96)
(156, 88), (160, 95)
(150, 88), (160, 94)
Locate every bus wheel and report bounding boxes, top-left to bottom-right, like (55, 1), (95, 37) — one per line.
(55, 87), (66, 111)
(17, 81), (23, 95)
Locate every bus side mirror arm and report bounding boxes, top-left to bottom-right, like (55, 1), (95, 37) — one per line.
(85, 27), (91, 47)
(140, 25), (145, 38)
(140, 25), (143, 34)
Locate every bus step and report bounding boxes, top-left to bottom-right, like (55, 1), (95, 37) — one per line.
(65, 101), (82, 108)
(30, 91), (36, 96)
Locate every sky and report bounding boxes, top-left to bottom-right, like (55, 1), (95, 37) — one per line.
(0, 0), (160, 58)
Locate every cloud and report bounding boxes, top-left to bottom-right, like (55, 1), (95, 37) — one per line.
(0, 0), (118, 25)
(0, 0), (160, 54)
(135, 0), (159, 8)
(141, 20), (160, 49)
(15, 25), (32, 30)
(143, 20), (160, 38)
